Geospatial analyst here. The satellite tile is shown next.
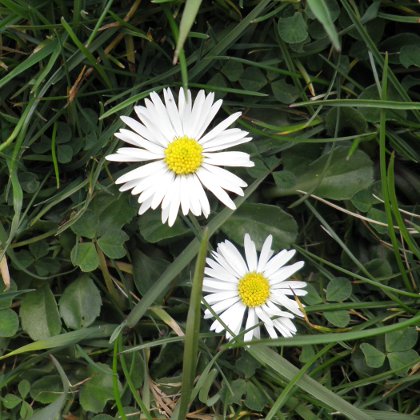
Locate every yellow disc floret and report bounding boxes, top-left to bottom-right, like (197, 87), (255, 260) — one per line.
(164, 136), (203, 175)
(238, 272), (270, 307)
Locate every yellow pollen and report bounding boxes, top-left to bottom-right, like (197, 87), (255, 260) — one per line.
(164, 136), (203, 175)
(238, 272), (270, 307)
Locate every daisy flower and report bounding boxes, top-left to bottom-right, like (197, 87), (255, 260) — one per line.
(203, 234), (307, 341)
(106, 88), (254, 226)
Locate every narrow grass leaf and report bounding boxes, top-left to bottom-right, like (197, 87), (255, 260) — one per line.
(249, 346), (375, 420)
(173, 0), (202, 65)
(174, 228), (208, 420)
(306, 0), (340, 51)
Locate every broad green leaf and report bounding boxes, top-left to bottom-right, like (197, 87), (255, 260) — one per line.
(132, 250), (169, 296)
(0, 308), (19, 337)
(225, 379), (246, 405)
(281, 146), (374, 199)
(30, 375), (62, 403)
(326, 277), (352, 302)
(139, 211), (190, 243)
(221, 60), (244, 82)
(59, 275), (102, 330)
(306, 0), (340, 50)
(277, 12), (308, 44)
(70, 242), (99, 272)
(79, 363), (120, 413)
(20, 285), (61, 341)
(325, 107), (367, 136)
(198, 368), (218, 404)
(400, 45), (420, 68)
(70, 209), (98, 239)
(385, 327), (418, 353)
(239, 67), (267, 92)
(97, 229), (128, 259)
(387, 350), (419, 375)
(360, 343), (386, 368)
(245, 381), (267, 411)
(18, 380), (30, 399)
(221, 203), (298, 250)
(272, 79), (299, 104)
(2, 393), (21, 409)
(324, 310), (350, 328)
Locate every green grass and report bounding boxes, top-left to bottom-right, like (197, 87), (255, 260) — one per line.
(0, 1), (419, 419)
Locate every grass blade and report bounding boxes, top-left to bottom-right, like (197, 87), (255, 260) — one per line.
(306, 0), (340, 51)
(173, 228), (208, 420)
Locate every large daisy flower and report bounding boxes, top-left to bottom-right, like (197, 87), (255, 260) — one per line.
(203, 234), (307, 341)
(106, 88), (254, 226)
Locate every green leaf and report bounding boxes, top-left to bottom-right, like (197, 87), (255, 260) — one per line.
(271, 79), (299, 104)
(71, 209), (98, 239)
(2, 393), (21, 409)
(399, 45), (420, 68)
(245, 381), (267, 411)
(59, 275), (102, 330)
(20, 285), (61, 341)
(387, 350), (419, 375)
(221, 203), (298, 250)
(225, 379), (246, 405)
(79, 363), (119, 413)
(306, 0), (340, 50)
(325, 107), (367, 136)
(239, 67), (267, 92)
(30, 375), (62, 403)
(18, 380), (30, 399)
(97, 229), (128, 259)
(139, 211), (190, 243)
(282, 146), (374, 199)
(324, 310), (350, 328)
(0, 308), (19, 337)
(326, 277), (352, 302)
(173, 0), (203, 64)
(385, 327), (418, 353)
(277, 12), (308, 44)
(70, 242), (99, 272)
(360, 343), (386, 368)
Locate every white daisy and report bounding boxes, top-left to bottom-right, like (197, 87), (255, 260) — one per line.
(106, 88), (254, 226)
(203, 233), (307, 341)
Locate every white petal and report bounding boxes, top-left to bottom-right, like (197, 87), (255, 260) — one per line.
(196, 168), (236, 210)
(206, 296), (241, 316)
(115, 128), (164, 154)
(167, 177), (182, 226)
(257, 235), (274, 272)
(119, 118), (161, 148)
(201, 163), (247, 192)
(195, 98), (223, 140)
(203, 291), (239, 305)
(255, 306), (274, 328)
(185, 89), (206, 137)
(217, 240), (248, 277)
(138, 195), (153, 215)
(150, 171), (175, 210)
(203, 278), (237, 292)
(244, 234), (258, 272)
(163, 88), (183, 137)
(191, 174), (211, 217)
(244, 308), (258, 342)
(270, 292), (303, 317)
(149, 91), (178, 140)
(263, 250), (297, 278)
(203, 151), (254, 167)
(203, 128), (250, 151)
(134, 105), (171, 147)
(204, 267), (238, 283)
(114, 147), (162, 161)
(199, 112), (242, 144)
(115, 160), (165, 184)
(219, 302), (246, 340)
(267, 261), (305, 283)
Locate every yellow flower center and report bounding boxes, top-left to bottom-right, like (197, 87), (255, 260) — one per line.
(164, 136), (203, 175)
(238, 272), (270, 307)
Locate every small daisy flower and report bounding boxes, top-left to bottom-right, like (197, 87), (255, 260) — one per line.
(203, 234), (307, 341)
(106, 88), (254, 226)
